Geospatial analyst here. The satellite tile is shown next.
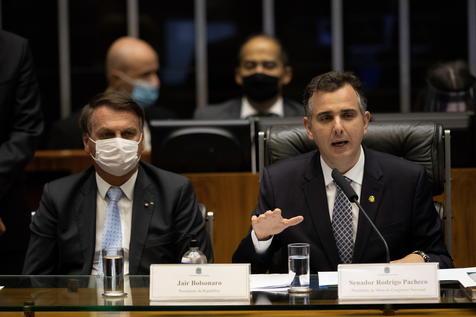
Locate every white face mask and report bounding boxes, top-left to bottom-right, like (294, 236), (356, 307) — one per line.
(89, 136), (142, 176)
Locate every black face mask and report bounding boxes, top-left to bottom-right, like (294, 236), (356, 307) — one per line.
(241, 73), (280, 102)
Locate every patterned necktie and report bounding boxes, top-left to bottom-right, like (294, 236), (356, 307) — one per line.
(332, 180), (354, 264)
(102, 186), (123, 250)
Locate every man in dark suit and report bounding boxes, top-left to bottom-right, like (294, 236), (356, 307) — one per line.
(0, 30), (44, 273)
(23, 91), (211, 275)
(194, 34), (303, 119)
(233, 71), (452, 273)
(46, 37), (176, 150)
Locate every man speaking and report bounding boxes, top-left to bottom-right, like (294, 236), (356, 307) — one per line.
(233, 71), (452, 273)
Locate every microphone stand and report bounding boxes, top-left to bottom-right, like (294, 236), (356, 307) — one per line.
(352, 200), (394, 316)
(332, 169), (394, 315)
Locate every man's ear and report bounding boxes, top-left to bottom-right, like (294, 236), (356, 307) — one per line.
(138, 132), (145, 154)
(363, 111), (371, 134)
(280, 66), (292, 86)
(108, 70), (121, 87)
(83, 134), (92, 155)
(303, 116), (314, 141)
(235, 67), (243, 86)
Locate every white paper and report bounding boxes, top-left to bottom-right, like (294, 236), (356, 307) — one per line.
(318, 271), (338, 286)
(438, 267), (476, 288)
(250, 274), (290, 292)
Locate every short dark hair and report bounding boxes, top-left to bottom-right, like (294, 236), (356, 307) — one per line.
(237, 34), (289, 66)
(303, 71), (367, 116)
(79, 91), (145, 135)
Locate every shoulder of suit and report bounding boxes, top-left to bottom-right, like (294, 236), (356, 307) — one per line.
(283, 98), (305, 115)
(44, 167), (96, 194)
(365, 148), (424, 174)
(0, 31), (28, 64)
(0, 30), (26, 44)
(139, 161), (190, 184)
(194, 98), (240, 119)
(266, 151), (317, 175)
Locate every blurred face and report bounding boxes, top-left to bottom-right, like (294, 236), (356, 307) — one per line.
(304, 84), (370, 173)
(235, 37), (291, 87)
(114, 50), (160, 93)
(84, 106), (144, 161)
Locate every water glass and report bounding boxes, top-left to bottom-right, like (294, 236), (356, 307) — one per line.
(102, 248), (125, 297)
(288, 243), (310, 293)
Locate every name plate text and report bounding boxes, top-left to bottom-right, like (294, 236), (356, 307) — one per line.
(338, 263), (439, 301)
(150, 264), (250, 302)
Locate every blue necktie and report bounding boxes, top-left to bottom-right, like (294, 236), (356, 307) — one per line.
(102, 187), (123, 250)
(332, 180), (354, 264)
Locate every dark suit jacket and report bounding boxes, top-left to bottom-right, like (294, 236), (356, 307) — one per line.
(0, 30), (43, 273)
(233, 149), (452, 273)
(194, 97), (304, 119)
(23, 162), (212, 275)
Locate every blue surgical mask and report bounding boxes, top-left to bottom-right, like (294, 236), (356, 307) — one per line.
(131, 82), (160, 108)
(116, 71), (160, 107)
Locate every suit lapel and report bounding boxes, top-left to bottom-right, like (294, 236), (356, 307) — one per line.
(352, 149), (384, 262)
(129, 166), (155, 274)
(303, 155), (340, 268)
(76, 170), (97, 274)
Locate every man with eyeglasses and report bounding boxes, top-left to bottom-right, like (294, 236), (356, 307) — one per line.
(23, 91), (212, 275)
(194, 34), (303, 119)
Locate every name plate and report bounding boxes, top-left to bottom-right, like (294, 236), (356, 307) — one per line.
(150, 264), (250, 302)
(338, 263), (439, 301)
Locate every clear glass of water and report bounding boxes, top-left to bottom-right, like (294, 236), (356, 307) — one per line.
(288, 243), (310, 293)
(102, 248), (126, 297)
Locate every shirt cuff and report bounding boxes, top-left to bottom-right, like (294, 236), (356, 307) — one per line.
(251, 230), (273, 254)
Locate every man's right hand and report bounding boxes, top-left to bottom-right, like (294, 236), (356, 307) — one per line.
(0, 217), (6, 235)
(252, 208), (304, 240)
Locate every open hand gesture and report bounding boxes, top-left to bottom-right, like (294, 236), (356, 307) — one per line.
(252, 208), (304, 240)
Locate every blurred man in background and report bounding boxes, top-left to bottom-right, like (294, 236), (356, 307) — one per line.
(195, 34), (303, 119)
(47, 37), (175, 150)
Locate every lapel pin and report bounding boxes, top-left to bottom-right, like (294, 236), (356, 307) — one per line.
(144, 201), (155, 208)
(368, 195), (376, 203)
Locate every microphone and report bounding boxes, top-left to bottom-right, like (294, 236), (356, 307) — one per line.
(331, 168), (390, 263)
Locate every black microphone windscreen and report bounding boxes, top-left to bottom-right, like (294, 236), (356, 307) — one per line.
(331, 168), (358, 202)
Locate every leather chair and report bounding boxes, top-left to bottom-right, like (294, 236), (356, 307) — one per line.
(258, 121), (452, 253)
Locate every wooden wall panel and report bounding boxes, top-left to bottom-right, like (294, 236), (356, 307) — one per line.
(450, 168), (476, 267)
(185, 173), (259, 263)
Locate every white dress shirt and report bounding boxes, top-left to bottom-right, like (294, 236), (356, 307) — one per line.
(252, 146), (365, 253)
(240, 96), (284, 118)
(91, 170), (138, 275)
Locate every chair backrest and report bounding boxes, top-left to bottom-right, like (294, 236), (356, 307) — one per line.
(150, 119), (255, 173)
(258, 120), (452, 253)
(262, 121), (445, 195)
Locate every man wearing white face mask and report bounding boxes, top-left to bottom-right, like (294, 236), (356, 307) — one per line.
(46, 37), (176, 150)
(23, 91), (212, 275)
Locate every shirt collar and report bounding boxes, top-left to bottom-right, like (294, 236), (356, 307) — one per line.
(240, 96), (284, 118)
(321, 145), (365, 187)
(96, 170), (139, 201)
